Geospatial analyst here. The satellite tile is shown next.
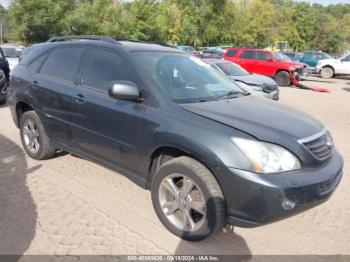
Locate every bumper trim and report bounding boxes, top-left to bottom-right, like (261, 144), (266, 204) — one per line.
(227, 216), (261, 228)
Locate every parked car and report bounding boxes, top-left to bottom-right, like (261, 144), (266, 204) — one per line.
(0, 70), (7, 104)
(224, 48), (305, 86)
(284, 51), (304, 62)
(9, 35), (343, 241)
(0, 46), (10, 82)
(1, 45), (24, 70)
(176, 45), (200, 57)
(316, 53), (350, 78)
(298, 51), (332, 69)
(200, 48), (225, 59)
(204, 58), (279, 100)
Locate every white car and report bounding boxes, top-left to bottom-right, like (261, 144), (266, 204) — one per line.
(316, 53), (350, 78)
(0, 44), (25, 71)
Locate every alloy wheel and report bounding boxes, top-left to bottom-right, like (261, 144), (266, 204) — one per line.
(22, 119), (40, 154)
(159, 174), (206, 232)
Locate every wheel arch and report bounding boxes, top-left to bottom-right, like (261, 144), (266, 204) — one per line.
(275, 68), (291, 76)
(14, 101), (35, 128)
(322, 64), (335, 71)
(146, 145), (220, 190)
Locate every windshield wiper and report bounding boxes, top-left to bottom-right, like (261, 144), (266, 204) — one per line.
(216, 91), (242, 100)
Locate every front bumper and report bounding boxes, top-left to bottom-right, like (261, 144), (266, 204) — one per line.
(220, 150), (343, 227)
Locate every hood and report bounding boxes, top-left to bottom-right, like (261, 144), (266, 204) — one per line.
(282, 60), (305, 68)
(180, 96), (324, 150)
(229, 74), (277, 87)
(318, 58), (339, 64)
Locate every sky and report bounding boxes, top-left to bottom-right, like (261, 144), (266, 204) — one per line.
(0, 0), (350, 8)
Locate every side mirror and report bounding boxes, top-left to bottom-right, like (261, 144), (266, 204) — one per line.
(267, 58), (274, 62)
(108, 81), (142, 102)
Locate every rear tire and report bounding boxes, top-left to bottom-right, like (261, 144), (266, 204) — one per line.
(151, 156), (226, 241)
(20, 111), (56, 160)
(320, 66), (334, 78)
(275, 71), (291, 86)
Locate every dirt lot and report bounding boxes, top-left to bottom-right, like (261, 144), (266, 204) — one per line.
(0, 76), (349, 255)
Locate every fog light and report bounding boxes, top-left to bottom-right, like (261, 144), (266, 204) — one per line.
(282, 199), (296, 210)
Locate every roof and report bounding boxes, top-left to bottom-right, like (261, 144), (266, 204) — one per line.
(203, 58), (228, 64)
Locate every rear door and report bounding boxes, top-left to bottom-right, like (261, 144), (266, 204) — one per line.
(237, 50), (256, 72)
(32, 45), (85, 146)
(69, 46), (146, 179)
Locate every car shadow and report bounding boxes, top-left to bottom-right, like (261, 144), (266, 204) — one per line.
(175, 231), (251, 258)
(342, 87), (350, 92)
(174, 197), (251, 258)
(300, 78), (335, 83)
(0, 133), (39, 257)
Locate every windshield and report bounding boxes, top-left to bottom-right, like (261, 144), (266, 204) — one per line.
(215, 62), (250, 76)
(280, 53), (292, 61)
(2, 47), (22, 58)
(132, 51), (244, 103)
(180, 46), (195, 52)
(273, 52), (287, 61)
(321, 52), (332, 59)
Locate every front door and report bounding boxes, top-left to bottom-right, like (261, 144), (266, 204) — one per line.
(339, 54), (350, 74)
(69, 47), (146, 180)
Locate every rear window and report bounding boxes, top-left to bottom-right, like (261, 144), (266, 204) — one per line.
(240, 51), (256, 59)
(226, 49), (238, 57)
(40, 47), (84, 82)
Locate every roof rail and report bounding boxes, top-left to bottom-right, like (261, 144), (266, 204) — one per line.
(113, 37), (177, 49)
(47, 35), (119, 44)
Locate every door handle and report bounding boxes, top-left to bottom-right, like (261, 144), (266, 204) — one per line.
(73, 94), (86, 104)
(31, 80), (39, 89)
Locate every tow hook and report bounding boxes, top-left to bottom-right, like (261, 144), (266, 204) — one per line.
(222, 224), (235, 234)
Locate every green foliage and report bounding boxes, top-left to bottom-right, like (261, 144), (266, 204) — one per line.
(1, 0), (349, 53)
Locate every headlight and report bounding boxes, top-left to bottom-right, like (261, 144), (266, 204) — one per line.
(236, 81), (262, 92)
(232, 137), (301, 173)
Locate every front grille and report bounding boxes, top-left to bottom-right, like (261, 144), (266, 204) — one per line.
(299, 129), (333, 160)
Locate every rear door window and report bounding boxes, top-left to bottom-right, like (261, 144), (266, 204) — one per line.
(82, 48), (136, 92)
(28, 54), (48, 73)
(240, 51), (256, 59)
(226, 49), (238, 57)
(40, 46), (85, 82)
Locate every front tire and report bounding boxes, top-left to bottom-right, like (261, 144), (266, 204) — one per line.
(20, 111), (56, 160)
(320, 66), (334, 78)
(151, 156), (226, 241)
(275, 71), (291, 86)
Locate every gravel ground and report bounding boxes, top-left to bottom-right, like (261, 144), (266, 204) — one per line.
(0, 76), (349, 255)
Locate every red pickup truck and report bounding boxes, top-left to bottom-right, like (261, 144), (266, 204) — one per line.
(224, 48), (306, 86)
